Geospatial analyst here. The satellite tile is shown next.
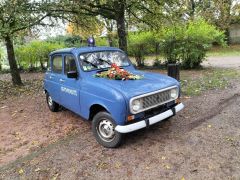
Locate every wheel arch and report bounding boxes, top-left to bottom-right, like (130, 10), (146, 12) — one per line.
(89, 104), (109, 121)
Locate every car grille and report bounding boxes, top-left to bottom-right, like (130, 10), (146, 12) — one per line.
(142, 89), (171, 109)
(130, 86), (178, 114)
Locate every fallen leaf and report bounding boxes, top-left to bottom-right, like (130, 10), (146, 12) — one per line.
(115, 162), (121, 168)
(51, 173), (59, 180)
(18, 168), (24, 175)
(11, 113), (17, 117)
(35, 168), (41, 172)
(181, 177), (185, 180)
(31, 141), (40, 146)
(183, 96), (191, 99)
(165, 165), (171, 169)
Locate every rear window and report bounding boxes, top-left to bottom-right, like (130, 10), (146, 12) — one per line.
(52, 55), (62, 74)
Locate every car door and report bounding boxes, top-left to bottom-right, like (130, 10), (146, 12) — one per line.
(60, 54), (80, 113)
(46, 54), (63, 104)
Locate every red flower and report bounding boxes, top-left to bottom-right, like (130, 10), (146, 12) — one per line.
(95, 63), (143, 80)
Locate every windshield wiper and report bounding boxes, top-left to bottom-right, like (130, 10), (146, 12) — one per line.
(83, 59), (98, 68)
(98, 58), (112, 65)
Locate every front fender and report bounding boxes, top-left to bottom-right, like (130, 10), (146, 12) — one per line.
(79, 81), (127, 125)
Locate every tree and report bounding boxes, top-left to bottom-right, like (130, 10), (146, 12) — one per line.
(59, 0), (169, 52)
(69, 0), (128, 51)
(101, 18), (116, 47)
(0, 0), (52, 85)
(66, 16), (104, 38)
(0, 47), (4, 71)
(184, 0), (240, 43)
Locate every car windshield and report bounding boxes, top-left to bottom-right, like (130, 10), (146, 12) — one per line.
(79, 51), (130, 71)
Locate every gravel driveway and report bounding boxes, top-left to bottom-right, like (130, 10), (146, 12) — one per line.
(203, 56), (240, 69)
(0, 77), (240, 179)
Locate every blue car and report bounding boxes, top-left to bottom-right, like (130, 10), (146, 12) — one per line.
(44, 44), (184, 148)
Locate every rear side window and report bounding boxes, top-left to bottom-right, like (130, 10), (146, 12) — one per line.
(52, 55), (62, 74)
(64, 55), (77, 74)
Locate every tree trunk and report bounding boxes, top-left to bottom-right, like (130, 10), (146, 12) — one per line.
(225, 28), (230, 45)
(107, 34), (114, 47)
(116, 1), (127, 52)
(40, 61), (46, 71)
(5, 36), (22, 85)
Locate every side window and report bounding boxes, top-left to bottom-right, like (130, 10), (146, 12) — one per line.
(64, 55), (77, 74)
(52, 55), (62, 74)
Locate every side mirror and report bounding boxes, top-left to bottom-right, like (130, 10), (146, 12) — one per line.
(67, 71), (78, 79)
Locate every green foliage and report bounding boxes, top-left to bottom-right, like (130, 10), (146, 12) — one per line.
(128, 31), (158, 66)
(15, 41), (65, 70)
(160, 19), (225, 69)
(95, 37), (109, 46)
(47, 35), (83, 48)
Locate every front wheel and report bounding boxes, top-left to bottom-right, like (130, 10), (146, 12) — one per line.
(46, 93), (59, 112)
(92, 111), (123, 148)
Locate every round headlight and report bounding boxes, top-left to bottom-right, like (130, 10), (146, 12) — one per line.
(170, 88), (178, 99)
(132, 99), (142, 112)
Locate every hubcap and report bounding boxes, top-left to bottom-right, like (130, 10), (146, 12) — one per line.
(48, 96), (53, 107)
(97, 119), (115, 142)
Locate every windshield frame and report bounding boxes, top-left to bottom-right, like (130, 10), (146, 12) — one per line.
(78, 50), (132, 72)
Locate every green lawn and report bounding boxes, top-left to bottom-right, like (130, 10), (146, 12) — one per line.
(130, 45), (240, 64)
(180, 68), (240, 96)
(207, 45), (240, 56)
(144, 68), (240, 97)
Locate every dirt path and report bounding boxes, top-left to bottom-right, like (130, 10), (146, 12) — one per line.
(203, 56), (240, 69)
(0, 75), (240, 179)
(0, 73), (85, 166)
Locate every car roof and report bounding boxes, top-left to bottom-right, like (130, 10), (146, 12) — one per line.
(49, 46), (122, 56)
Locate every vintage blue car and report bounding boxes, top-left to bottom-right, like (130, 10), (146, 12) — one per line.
(44, 42), (184, 148)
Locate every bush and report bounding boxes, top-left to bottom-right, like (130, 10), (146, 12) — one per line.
(128, 31), (158, 67)
(160, 19), (225, 69)
(47, 35), (83, 47)
(15, 41), (65, 70)
(95, 37), (109, 46)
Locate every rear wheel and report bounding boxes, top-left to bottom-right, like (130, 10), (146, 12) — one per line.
(46, 93), (59, 112)
(92, 111), (123, 148)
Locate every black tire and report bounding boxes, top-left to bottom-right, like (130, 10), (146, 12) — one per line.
(92, 111), (123, 148)
(46, 93), (59, 112)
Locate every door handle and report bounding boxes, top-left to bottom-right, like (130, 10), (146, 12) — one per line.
(59, 79), (65, 83)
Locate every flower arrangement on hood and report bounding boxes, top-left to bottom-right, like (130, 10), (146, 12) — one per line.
(94, 63), (143, 80)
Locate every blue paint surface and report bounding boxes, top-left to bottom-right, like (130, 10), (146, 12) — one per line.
(44, 46), (180, 125)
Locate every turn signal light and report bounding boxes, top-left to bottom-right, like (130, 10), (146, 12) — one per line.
(176, 98), (181, 104)
(127, 115), (135, 121)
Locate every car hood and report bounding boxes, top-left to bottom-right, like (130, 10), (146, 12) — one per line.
(88, 70), (179, 100)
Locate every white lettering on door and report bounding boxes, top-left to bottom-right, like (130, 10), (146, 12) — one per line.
(61, 87), (77, 96)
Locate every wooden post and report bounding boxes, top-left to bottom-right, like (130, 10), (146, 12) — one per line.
(167, 64), (180, 81)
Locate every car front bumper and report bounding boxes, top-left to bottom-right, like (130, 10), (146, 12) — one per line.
(115, 103), (184, 133)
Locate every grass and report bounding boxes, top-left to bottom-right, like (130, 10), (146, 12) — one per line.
(180, 68), (240, 96)
(129, 45), (240, 64)
(206, 45), (240, 56)
(143, 68), (240, 97)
